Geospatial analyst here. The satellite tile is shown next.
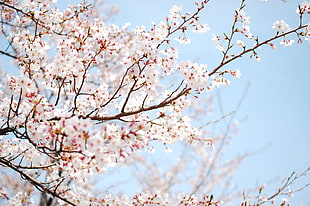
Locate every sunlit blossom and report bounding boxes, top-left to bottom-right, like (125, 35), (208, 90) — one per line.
(236, 40), (245, 47)
(280, 39), (295, 46)
(272, 20), (291, 33)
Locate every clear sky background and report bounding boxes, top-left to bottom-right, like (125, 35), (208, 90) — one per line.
(1, 0), (309, 205)
(101, 0), (310, 204)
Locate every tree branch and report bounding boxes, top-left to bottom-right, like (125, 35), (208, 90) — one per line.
(0, 49), (17, 59)
(0, 157), (77, 206)
(209, 25), (307, 76)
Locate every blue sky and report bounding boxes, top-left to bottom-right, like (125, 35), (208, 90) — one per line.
(102, 0), (310, 204)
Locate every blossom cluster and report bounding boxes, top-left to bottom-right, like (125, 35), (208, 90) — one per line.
(0, 0), (215, 202)
(0, 0), (309, 205)
(297, 1), (310, 14)
(211, 0), (310, 64)
(211, 3), (254, 58)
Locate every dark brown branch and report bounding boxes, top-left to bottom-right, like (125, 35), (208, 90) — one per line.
(121, 63), (148, 112)
(72, 47), (105, 114)
(55, 78), (66, 106)
(209, 25), (307, 76)
(259, 167), (310, 205)
(0, 127), (14, 135)
(218, 0), (245, 68)
(0, 1), (32, 18)
(100, 57), (144, 108)
(156, 0), (211, 49)
(88, 87), (191, 121)
(0, 49), (17, 59)
(0, 157), (77, 206)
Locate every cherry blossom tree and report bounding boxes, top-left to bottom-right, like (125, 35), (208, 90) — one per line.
(0, 0), (309, 205)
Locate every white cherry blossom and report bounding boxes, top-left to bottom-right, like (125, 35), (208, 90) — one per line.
(272, 20), (291, 33)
